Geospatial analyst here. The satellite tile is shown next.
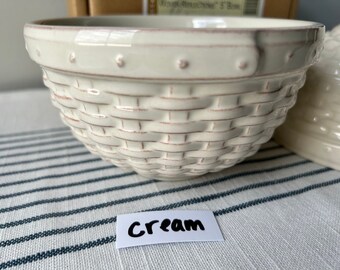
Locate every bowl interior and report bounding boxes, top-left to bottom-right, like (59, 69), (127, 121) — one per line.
(34, 15), (321, 30)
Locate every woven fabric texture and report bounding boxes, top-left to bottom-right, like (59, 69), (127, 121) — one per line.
(0, 89), (339, 270)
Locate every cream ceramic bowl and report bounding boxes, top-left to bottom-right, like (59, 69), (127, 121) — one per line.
(275, 25), (340, 170)
(24, 16), (324, 180)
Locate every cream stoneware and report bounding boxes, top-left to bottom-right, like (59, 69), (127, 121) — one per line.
(275, 25), (340, 170)
(24, 16), (325, 180)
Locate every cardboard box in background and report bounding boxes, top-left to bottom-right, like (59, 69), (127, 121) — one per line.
(68, 0), (298, 19)
(263, 0), (297, 18)
(148, 0), (263, 16)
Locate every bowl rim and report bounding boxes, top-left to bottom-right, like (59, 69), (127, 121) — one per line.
(25, 15), (324, 33)
(24, 15), (325, 81)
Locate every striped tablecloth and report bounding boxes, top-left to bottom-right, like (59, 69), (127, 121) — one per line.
(0, 89), (339, 270)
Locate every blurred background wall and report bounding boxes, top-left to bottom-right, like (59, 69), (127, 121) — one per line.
(0, 0), (66, 91)
(297, 0), (340, 31)
(0, 0), (339, 91)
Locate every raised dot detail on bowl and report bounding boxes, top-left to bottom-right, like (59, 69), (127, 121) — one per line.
(115, 55), (125, 67)
(177, 59), (189, 69)
(285, 52), (294, 63)
(237, 61), (248, 70)
(69, 52), (76, 63)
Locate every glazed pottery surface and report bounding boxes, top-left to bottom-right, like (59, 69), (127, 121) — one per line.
(275, 25), (340, 170)
(24, 16), (325, 180)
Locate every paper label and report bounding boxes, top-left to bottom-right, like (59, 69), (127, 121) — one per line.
(147, 0), (263, 16)
(116, 210), (224, 249)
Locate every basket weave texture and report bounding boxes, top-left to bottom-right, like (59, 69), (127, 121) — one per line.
(44, 69), (306, 180)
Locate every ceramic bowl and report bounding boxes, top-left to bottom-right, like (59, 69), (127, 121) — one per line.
(24, 16), (324, 180)
(275, 25), (340, 170)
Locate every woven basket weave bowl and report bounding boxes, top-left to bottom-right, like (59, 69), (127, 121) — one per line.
(24, 16), (324, 180)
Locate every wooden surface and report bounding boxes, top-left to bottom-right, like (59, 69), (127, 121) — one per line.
(263, 0), (298, 18)
(88, 0), (142, 15)
(67, 0), (88, 16)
